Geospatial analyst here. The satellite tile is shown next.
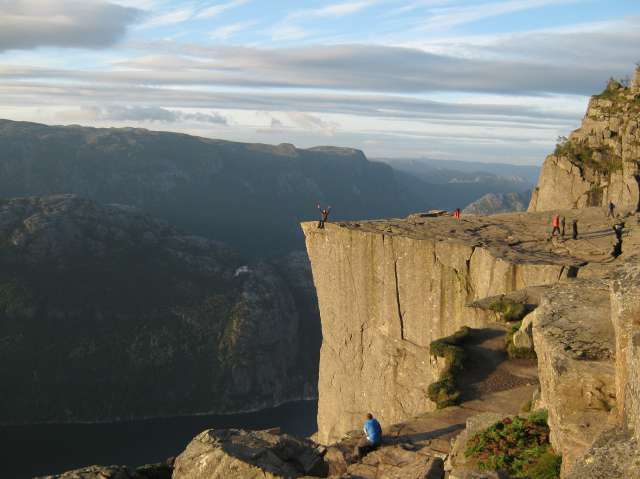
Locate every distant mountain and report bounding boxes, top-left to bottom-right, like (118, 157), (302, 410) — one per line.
(379, 157), (541, 186)
(0, 120), (427, 258)
(0, 195), (319, 423)
(463, 191), (531, 215)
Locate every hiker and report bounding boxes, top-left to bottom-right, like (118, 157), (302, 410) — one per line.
(572, 219), (578, 240)
(560, 216), (566, 238)
(453, 208), (461, 219)
(354, 413), (382, 460)
(608, 201), (616, 218)
(550, 214), (561, 238)
(317, 204), (331, 229)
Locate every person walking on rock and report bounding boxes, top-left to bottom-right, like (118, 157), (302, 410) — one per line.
(317, 204), (331, 229)
(560, 216), (566, 238)
(453, 208), (461, 219)
(550, 214), (561, 239)
(355, 413), (382, 460)
(608, 201), (616, 218)
(572, 219), (579, 240)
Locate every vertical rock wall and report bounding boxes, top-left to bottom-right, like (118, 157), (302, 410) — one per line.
(303, 222), (566, 443)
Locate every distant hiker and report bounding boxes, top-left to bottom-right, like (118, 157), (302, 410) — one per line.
(572, 219), (578, 240)
(317, 204), (331, 229)
(355, 413), (382, 460)
(453, 208), (461, 219)
(560, 216), (566, 238)
(608, 201), (616, 218)
(550, 215), (561, 238)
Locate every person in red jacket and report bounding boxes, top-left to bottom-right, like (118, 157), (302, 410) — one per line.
(550, 214), (561, 238)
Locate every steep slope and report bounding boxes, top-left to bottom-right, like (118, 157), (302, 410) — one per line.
(0, 120), (426, 257)
(0, 195), (317, 423)
(529, 68), (640, 212)
(463, 191), (530, 215)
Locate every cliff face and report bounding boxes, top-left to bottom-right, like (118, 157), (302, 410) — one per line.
(302, 211), (611, 443)
(0, 195), (316, 423)
(529, 68), (640, 212)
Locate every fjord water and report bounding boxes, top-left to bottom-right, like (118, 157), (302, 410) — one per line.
(1, 400), (317, 479)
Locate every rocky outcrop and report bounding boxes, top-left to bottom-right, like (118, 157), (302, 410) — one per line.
(564, 259), (640, 478)
(37, 462), (172, 479)
(531, 279), (616, 475)
(302, 210), (616, 443)
(529, 68), (640, 213)
(172, 428), (327, 479)
(0, 195), (315, 423)
(463, 192), (529, 215)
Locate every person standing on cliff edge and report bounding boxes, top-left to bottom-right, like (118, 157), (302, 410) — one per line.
(317, 204), (331, 229)
(354, 413), (382, 459)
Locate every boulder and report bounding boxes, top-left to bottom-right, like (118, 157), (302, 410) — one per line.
(172, 428), (327, 479)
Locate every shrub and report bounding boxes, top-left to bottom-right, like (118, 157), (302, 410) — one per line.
(488, 297), (527, 322)
(553, 137), (621, 175)
(427, 326), (471, 408)
(465, 410), (561, 478)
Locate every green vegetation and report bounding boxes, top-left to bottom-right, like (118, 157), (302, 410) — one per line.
(488, 297), (527, 322)
(505, 321), (537, 360)
(554, 136), (622, 175)
(465, 410), (561, 479)
(427, 326), (471, 409)
(593, 78), (625, 101)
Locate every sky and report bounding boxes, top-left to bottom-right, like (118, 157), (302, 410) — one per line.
(1, 0), (639, 164)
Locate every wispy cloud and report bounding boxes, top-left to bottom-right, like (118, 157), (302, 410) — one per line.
(142, 7), (195, 28)
(418, 0), (580, 31)
(287, 1), (377, 21)
(211, 20), (259, 40)
(195, 0), (250, 20)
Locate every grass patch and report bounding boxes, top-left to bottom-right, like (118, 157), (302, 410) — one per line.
(428, 326), (471, 409)
(505, 321), (537, 360)
(554, 137), (622, 175)
(465, 410), (561, 479)
(488, 297), (527, 322)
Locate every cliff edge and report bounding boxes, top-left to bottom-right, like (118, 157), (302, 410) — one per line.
(303, 208), (619, 444)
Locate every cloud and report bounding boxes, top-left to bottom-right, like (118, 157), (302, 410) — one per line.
(288, 112), (339, 135)
(287, 1), (376, 21)
(0, 0), (142, 52)
(417, 0), (579, 32)
(211, 20), (259, 40)
(76, 105), (228, 124)
(195, 0), (249, 20)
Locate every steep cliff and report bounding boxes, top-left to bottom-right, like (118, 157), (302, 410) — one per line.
(0, 195), (316, 423)
(303, 209), (617, 443)
(529, 67), (640, 212)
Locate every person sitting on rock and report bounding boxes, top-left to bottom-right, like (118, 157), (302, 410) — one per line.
(550, 214), (561, 239)
(317, 204), (331, 229)
(355, 413), (382, 459)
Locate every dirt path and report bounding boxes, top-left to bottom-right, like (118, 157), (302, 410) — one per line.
(458, 326), (538, 402)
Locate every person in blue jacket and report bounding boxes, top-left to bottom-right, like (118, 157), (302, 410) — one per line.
(355, 413), (382, 459)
